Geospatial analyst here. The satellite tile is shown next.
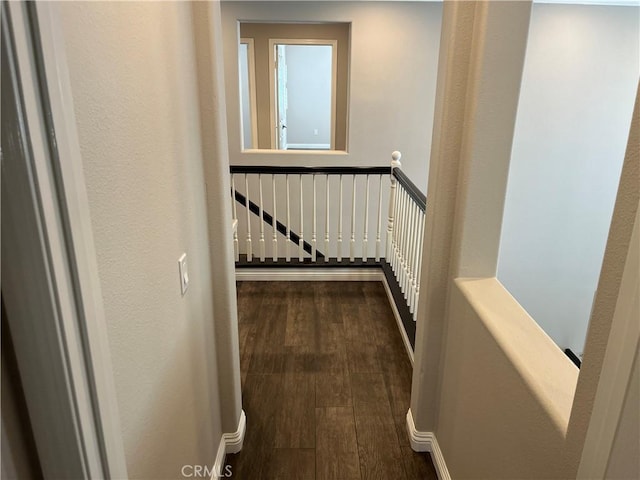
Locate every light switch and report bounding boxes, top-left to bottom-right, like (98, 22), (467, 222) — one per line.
(178, 253), (189, 295)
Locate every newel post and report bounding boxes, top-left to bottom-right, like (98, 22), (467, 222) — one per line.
(386, 151), (402, 259)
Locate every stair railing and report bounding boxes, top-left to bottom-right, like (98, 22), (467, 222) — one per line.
(230, 165), (389, 265)
(230, 151), (427, 325)
(386, 152), (426, 320)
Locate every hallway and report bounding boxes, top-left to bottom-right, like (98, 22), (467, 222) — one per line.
(226, 281), (437, 479)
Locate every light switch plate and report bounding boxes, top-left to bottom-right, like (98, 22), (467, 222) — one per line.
(178, 253), (189, 295)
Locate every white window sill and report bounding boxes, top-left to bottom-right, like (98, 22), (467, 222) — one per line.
(455, 277), (579, 435)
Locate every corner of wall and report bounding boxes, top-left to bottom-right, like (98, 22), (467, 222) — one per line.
(191, 0), (243, 437)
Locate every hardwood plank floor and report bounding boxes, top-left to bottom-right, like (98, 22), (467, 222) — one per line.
(226, 281), (438, 480)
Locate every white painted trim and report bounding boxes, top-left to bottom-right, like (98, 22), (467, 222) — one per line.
(286, 143), (331, 150)
(381, 275), (415, 366)
(35, 4), (129, 477)
(211, 410), (246, 480)
(3, 3), (126, 477)
(211, 440), (227, 480)
(268, 39), (277, 149)
(236, 268), (383, 282)
(239, 148), (349, 157)
(535, 0), (639, 5)
(240, 38), (258, 150)
(406, 409), (451, 480)
(268, 38), (338, 150)
(223, 409), (247, 455)
(405, 409), (431, 451)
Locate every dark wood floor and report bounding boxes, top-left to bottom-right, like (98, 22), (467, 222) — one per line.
(226, 281), (438, 480)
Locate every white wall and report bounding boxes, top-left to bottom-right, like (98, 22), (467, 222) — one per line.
(56, 3), (225, 478)
(498, 4), (639, 355)
(285, 45), (332, 147)
(222, 1), (442, 184)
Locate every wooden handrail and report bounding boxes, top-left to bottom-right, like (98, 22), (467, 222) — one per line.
(392, 167), (426, 212)
(230, 165), (388, 176)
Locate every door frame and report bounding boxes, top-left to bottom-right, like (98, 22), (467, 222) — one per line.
(2, 2), (127, 478)
(239, 37), (259, 149)
(267, 38), (338, 150)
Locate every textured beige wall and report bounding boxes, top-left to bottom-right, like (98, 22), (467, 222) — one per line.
(437, 279), (577, 479)
(414, 2), (638, 479)
(56, 2), (224, 478)
(433, 81), (639, 479)
(192, 1), (244, 436)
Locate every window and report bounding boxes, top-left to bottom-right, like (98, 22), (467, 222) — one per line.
(238, 22), (350, 151)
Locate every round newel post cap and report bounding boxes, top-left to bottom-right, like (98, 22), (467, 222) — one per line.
(391, 151), (402, 168)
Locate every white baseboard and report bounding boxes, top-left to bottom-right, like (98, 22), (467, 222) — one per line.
(236, 268), (383, 282)
(212, 410), (246, 480)
(223, 409), (246, 454)
(286, 143), (331, 150)
(406, 409), (451, 480)
(380, 276), (415, 366)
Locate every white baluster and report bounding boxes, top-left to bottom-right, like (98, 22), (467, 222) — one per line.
(325, 175), (330, 262)
(245, 174), (252, 262)
(401, 189), (410, 295)
(403, 196), (412, 297)
(338, 174), (343, 262)
(413, 210), (425, 321)
(363, 175), (370, 262)
(272, 174), (278, 261)
(403, 191), (412, 297)
(286, 174), (291, 262)
(398, 188), (407, 290)
(375, 174), (383, 262)
(393, 184), (403, 275)
(402, 191), (410, 296)
(259, 174), (265, 262)
(350, 175), (356, 262)
(407, 200), (417, 307)
(410, 205), (422, 313)
(386, 151), (401, 261)
(391, 177), (400, 273)
(299, 174), (304, 262)
(231, 174), (239, 262)
(406, 195), (415, 297)
(312, 174), (317, 262)
(412, 202), (421, 310)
